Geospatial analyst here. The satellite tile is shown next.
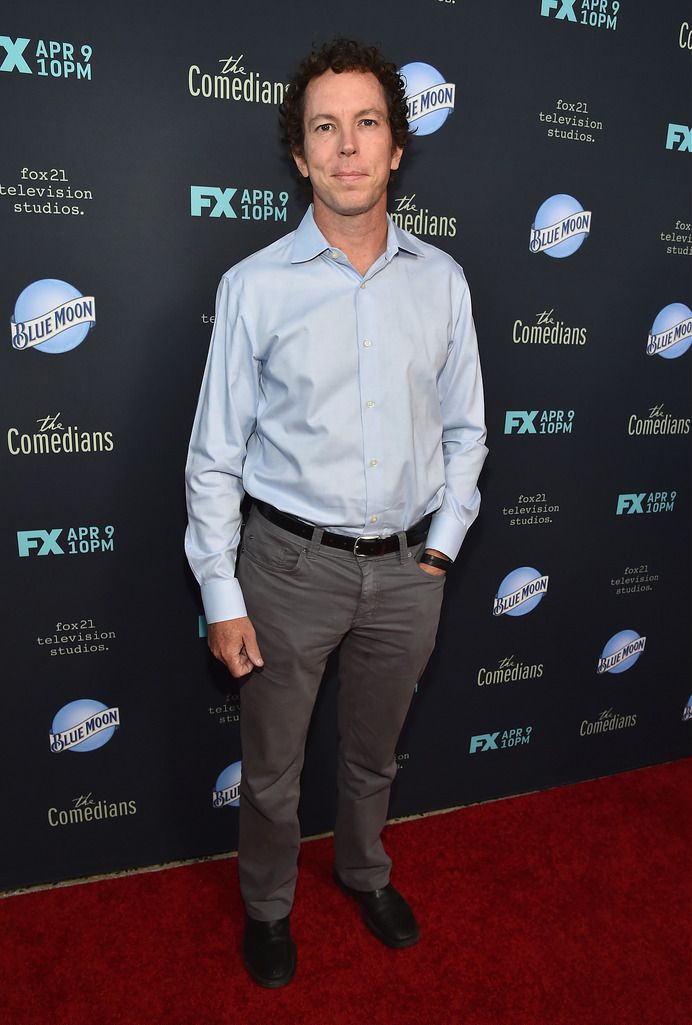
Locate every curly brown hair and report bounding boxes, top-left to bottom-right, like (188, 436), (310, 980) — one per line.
(280, 39), (410, 157)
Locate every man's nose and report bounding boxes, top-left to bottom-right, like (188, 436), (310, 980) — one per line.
(339, 130), (357, 155)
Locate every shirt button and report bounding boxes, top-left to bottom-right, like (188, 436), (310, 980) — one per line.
(370, 515), (378, 524)
(363, 340), (372, 348)
(366, 400), (375, 408)
(360, 283), (366, 289)
(330, 249), (339, 259)
(369, 458), (378, 467)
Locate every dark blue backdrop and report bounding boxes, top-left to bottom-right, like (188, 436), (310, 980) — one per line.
(2, 0), (690, 890)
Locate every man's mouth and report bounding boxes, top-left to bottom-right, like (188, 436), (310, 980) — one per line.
(333, 171), (367, 181)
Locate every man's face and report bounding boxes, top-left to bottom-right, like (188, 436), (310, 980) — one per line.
(293, 69), (403, 222)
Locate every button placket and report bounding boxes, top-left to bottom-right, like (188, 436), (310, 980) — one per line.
(355, 278), (384, 528)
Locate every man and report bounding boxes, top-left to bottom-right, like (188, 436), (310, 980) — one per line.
(185, 39), (487, 988)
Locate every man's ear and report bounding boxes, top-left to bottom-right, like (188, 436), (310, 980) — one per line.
(292, 149), (309, 179)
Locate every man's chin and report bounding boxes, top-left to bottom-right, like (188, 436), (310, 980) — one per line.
(326, 196), (382, 218)
(338, 204), (376, 217)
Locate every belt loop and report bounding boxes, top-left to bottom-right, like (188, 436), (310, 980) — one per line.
(309, 525), (324, 556)
(397, 530), (409, 565)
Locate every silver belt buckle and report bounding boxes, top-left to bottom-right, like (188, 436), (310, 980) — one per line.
(353, 534), (379, 557)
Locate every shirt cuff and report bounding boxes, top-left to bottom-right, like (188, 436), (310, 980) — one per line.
(201, 578), (248, 624)
(425, 511), (468, 563)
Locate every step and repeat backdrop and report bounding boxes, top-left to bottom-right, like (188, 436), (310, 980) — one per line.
(2, 0), (690, 890)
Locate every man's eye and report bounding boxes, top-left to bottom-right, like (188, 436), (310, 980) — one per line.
(316, 123), (332, 132)
(360, 119), (377, 127)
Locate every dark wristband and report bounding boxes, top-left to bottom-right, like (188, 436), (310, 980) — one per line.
(419, 552), (450, 572)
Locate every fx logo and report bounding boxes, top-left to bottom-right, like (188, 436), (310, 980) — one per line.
(666, 124), (692, 152)
(17, 529), (64, 556)
(540, 0), (577, 21)
(504, 410), (537, 434)
(190, 186), (237, 218)
(615, 494), (645, 515)
(0, 36), (31, 73)
(469, 733), (499, 753)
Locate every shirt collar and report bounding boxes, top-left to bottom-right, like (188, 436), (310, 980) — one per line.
(290, 206), (331, 263)
(388, 217), (425, 259)
(290, 204), (425, 264)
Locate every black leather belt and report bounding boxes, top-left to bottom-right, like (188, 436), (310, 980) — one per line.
(254, 500), (431, 557)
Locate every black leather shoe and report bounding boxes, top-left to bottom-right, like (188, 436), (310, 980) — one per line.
(243, 915), (296, 988)
(333, 873), (420, 948)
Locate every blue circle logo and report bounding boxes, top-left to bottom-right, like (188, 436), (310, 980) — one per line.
(11, 279), (96, 354)
(213, 760), (242, 808)
(399, 62), (455, 137)
(529, 194), (591, 259)
(50, 698), (120, 753)
(493, 566), (549, 617)
(646, 303), (692, 359)
(597, 630), (646, 675)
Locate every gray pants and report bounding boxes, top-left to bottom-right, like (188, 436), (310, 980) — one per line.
(236, 505), (446, 921)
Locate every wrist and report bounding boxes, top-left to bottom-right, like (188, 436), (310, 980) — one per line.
(420, 551), (451, 572)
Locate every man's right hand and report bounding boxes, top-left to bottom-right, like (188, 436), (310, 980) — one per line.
(207, 617), (264, 678)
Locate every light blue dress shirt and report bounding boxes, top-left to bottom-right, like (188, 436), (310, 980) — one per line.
(185, 206), (488, 623)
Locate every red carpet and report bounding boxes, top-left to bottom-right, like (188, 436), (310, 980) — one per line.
(1, 760), (690, 1025)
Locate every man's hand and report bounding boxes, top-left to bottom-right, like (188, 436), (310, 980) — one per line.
(419, 548), (450, 577)
(207, 617), (264, 678)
